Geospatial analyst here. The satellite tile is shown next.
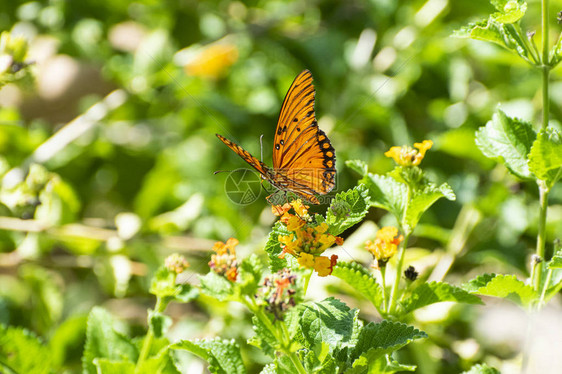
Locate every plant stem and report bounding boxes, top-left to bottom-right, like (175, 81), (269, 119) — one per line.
(380, 265), (388, 312)
(387, 233), (410, 315)
(136, 297), (166, 371)
(539, 268), (553, 306)
(303, 269), (313, 296)
(533, 183), (549, 292)
(542, 0), (550, 130)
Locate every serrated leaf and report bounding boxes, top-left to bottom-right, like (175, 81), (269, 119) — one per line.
(171, 338), (247, 374)
(475, 109), (536, 180)
(198, 272), (234, 301)
(264, 221), (292, 272)
(347, 321), (427, 373)
(82, 307), (138, 374)
(463, 273), (537, 307)
(405, 183), (455, 229)
(238, 254), (264, 296)
(248, 315), (278, 357)
(286, 297), (362, 361)
(528, 129), (562, 186)
(490, 0), (527, 23)
(0, 325), (52, 374)
(93, 358), (135, 373)
(399, 281), (483, 315)
(364, 173), (407, 220)
(326, 185), (370, 235)
(346, 160), (368, 177)
(454, 19), (532, 63)
(461, 363), (501, 374)
(332, 262), (384, 312)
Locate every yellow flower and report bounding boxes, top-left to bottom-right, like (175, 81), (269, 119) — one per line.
(184, 43), (238, 79)
(290, 199), (309, 217)
(365, 227), (403, 264)
(287, 215), (306, 231)
(384, 140), (433, 167)
(209, 238), (239, 281)
(298, 253), (315, 268)
(272, 203), (292, 216)
(313, 254), (338, 277)
(315, 222), (329, 234)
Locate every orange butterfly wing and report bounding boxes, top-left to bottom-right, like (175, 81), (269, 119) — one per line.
(217, 70), (336, 205)
(216, 134), (271, 177)
(271, 70), (336, 199)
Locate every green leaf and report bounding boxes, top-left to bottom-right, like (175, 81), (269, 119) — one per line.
(264, 221), (292, 272)
(49, 314), (87, 369)
(248, 315), (278, 357)
(326, 185), (370, 235)
(0, 325), (52, 374)
(346, 160), (368, 177)
(405, 182), (455, 230)
(149, 310), (172, 338)
(287, 297), (360, 353)
(475, 109), (537, 180)
(463, 273), (537, 307)
(399, 281), (483, 315)
(347, 321), (427, 373)
(454, 20), (532, 63)
(238, 254), (264, 296)
(548, 255), (562, 269)
(331, 262), (384, 312)
(150, 267), (199, 303)
(364, 173), (407, 220)
(367, 356), (416, 373)
(461, 363), (501, 374)
(171, 338), (247, 374)
(528, 129), (562, 186)
(136, 346), (181, 374)
(550, 33), (562, 66)
(490, 0), (527, 23)
(82, 307), (138, 374)
(93, 358), (135, 374)
(199, 271), (234, 301)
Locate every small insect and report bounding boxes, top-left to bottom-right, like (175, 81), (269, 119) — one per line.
(216, 70), (336, 204)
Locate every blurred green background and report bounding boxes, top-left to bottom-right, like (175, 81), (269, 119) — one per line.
(1, 0), (562, 373)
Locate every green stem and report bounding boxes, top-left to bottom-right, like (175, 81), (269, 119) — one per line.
(303, 269), (313, 296)
(542, 0), (550, 130)
(244, 298), (307, 374)
(136, 297), (166, 371)
(539, 268), (553, 307)
(533, 184), (549, 292)
(380, 265), (388, 312)
(387, 233), (410, 315)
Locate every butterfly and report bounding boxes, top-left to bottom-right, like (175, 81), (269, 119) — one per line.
(216, 70), (336, 204)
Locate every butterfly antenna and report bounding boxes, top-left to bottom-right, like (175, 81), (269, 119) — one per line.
(259, 134), (264, 162)
(213, 169), (234, 175)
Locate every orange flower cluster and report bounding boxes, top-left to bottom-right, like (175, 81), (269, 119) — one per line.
(385, 140), (433, 167)
(365, 227), (404, 268)
(209, 238), (239, 281)
(184, 42), (238, 79)
(273, 200), (343, 277)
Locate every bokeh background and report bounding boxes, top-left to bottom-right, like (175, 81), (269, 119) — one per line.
(1, 0), (562, 373)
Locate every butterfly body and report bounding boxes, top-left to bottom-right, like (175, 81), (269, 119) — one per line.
(217, 70), (335, 204)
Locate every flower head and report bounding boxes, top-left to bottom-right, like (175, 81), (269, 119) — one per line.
(257, 269), (299, 319)
(209, 238), (239, 281)
(165, 253), (190, 274)
(404, 265), (418, 281)
(365, 227), (403, 267)
(184, 42), (238, 79)
(385, 140), (433, 167)
(274, 200), (342, 277)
